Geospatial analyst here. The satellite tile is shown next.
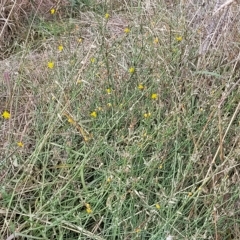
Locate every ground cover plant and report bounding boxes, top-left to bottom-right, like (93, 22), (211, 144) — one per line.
(0, 0), (240, 239)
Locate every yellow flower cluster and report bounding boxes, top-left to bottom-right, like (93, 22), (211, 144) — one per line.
(85, 203), (92, 214)
(129, 67), (135, 74)
(48, 61), (54, 69)
(176, 36), (183, 42)
(151, 93), (158, 100)
(153, 37), (159, 44)
(138, 84), (145, 90)
(50, 8), (55, 15)
(17, 142), (24, 147)
(155, 203), (160, 209)
(124, 27), (130, 34)
(144, 113), (151, 118)
(58, 45), (63, 52)
(2, 110), (11, 119)
(90, 111), (97, 118)
(105, 13), (110, 19)
(106, 88), (111, 94)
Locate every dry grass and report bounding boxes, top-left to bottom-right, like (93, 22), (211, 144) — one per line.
(1, 0), (240, 239)
(0, 0), (69, 59)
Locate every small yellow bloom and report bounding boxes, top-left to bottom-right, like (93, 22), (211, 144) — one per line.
(106, 88), (111, 94)
(50, 8), (55, 14)
(143, 113), (151, 118)
(159, 164), (163, 169)
(86, 207), (92, 214)
(188, 192), (193, 197)
(107, 103), (112, 107)
(58, 44), (63, 51)
(90, 111), (97, 118)
(151, 93), (158, 100)
(124, 27), (130, 34)
(129, 67), (135, 74)
(105, 13), (110, 19)
(135, 228), (141, 233)
(97, 107), (103, 111)
(2, 110), (11, 119)
(176, 35), (183, 42)
(17, 142), (24, 147)
(47, 61), (54, 69)
(85, 203), (92, 214)
(153, 37), (159, 44)
(85, 203), (91, 209)
(107, 177), (112, 183)
(138, 84), (144, 90)
(90, 58), (95, 63)
(155, 203), (161, 209)
(86, 207), (92, 213)
(68, 117), (75, 124)
(143, 132), (147, 138)
(78, 38), (83, 43)
(76, 79), (82, 84)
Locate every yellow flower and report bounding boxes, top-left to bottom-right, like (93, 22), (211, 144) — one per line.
(17, 142), (24, 147)
(129, 67), (135, 74)
(138, 84), (144, 90)
(85, 203), (92, 214)
(107, 176), (112, 183)
(105, 13), (110, 19)
(85, 203), (91, 209)
(124, 27), (130, 34)
(188, 192), (193, 197)
(151, 93), (158, 100)
(135, 228), (141, 233)
(86, 207), (92, 214)
(176, 35), (183, 42)
(153, 37), (159, 44)
(2, 110), (11, 119)
(142, 132), (147, 138)
(58, 44), (63, 51)
(159, 164), (163, 169)
(106, 88), (111, 94)
(90, 58), (95, 63)
(68, 117), (75, 124)
(107, 103), (112, 107)
(78, 38), (83, 43)
(90, 111), (97, 118)
(143, 113), (151, 118)
(76, 79), (82, 84)
(155, 203), (160, 209)
(50, 8), (55, 14)
(47, 61), (54, 69)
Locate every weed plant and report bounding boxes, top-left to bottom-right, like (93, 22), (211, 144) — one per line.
(0, 1), (240, 239)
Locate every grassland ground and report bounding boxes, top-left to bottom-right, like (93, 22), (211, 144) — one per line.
(0, 1), (240, 239)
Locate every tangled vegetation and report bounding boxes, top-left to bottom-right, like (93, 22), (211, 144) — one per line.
(1, 0), (240, 239)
